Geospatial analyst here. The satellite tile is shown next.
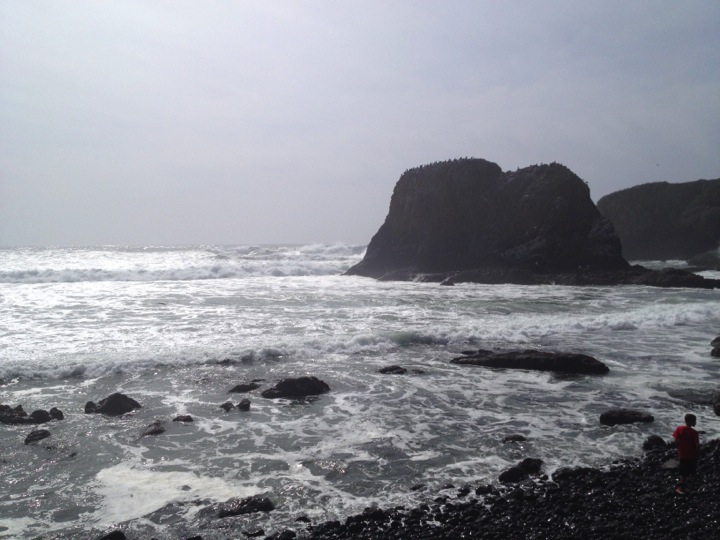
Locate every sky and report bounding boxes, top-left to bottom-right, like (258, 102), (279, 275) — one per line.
(1, 1), (719, 247)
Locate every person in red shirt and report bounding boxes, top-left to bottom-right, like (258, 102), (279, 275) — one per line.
(672, 413), (699, 494)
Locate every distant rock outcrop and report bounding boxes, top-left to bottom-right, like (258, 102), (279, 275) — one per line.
(597, 178), (720, 261)
(346, 159), (720, 289)
(348, 159), (627, 278)
(451, 349), (609, 375)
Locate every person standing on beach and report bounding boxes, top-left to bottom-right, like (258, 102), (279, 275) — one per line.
(672, 413), (699, 494)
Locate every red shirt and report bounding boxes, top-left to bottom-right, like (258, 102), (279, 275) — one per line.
(672, 425), (699, 459)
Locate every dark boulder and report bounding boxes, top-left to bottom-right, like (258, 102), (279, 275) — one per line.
(712, 347), (720, 358)
(97, 531), (126, 540)
(85, 393), (141, 416)
(597, 178), (720, 261)
(711, 336), (720, 348)
(451, 349), (609, 375)
(237, 399), (251, 411)
(217, 495), (275, 518)
(643, 435), (667, 451)
(503, 434), (528, 443)
(173, 415), (194, 423)
(600, 408), (654, 426)
(229, 382), (261, 393)
(49, 407), (64, 420)
(378, 365), (407, 374)
(25, 429), (51, 445)
(347, 159), (627, 278)
(261, 377), (330, 399)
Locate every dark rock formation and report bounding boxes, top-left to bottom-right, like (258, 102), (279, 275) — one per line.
(378, 365), (407, 374)
(229, 382), (261, 393)
(84, 393), (141, 416)
(49, 407), (64, 420)
(597, 178), (720, 261)
(24, 429), (51, 445)
(346, 159), (720, 289)
(599, 408), (654, 426)
(172, 415), (194, 423)
(499, 458), (544, 484)
(261, 376), (330, 399)
(451, 349), (609, 375)
(347, 159), (627, 278)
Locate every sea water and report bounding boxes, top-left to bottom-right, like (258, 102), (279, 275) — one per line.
(1, 245), (719, 538)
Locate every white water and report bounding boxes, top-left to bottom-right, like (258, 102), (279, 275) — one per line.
(1, 245), (719, 538)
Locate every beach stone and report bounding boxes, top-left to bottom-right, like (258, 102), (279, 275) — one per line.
(85, 393), (141, 416)
(141, 420), (166, 437)
(712, 335), (720, 347)
(378, 365), (407, 374)
(503, 434), (527, 443)
(712, 346), (720, 358)
(237, 398), (251, 411)
(24, 429), (51, 445)
(49, 407), (64, 420)
(261, 376), (330, 399)
(451, 349), (610, 375)
(217, 495), (275, 518)
(518, 457), (543, 474)
(599, 408), (654, 426)
(173, 415), (194, 423)
(229, 382), (261, 393)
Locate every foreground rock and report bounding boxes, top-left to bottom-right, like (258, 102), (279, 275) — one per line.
(24, 429), (52, 445)
(85, 393), (141, 416)
(300, 440), (720, 539)
(261, 377), (330, 399)
(451, 350), (609, 375)
(347, 159), (627, 279)
(597, 178), (720, 261)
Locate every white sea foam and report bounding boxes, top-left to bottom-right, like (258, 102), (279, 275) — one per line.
(2, 245), (720, 538)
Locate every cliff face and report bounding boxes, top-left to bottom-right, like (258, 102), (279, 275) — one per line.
(596, 179), (720, 261)
(347, 159), (627, 278)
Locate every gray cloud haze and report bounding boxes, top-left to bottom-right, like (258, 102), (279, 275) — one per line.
(2, 1), (719, 246)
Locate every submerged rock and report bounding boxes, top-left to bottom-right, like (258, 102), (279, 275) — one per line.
(451, 349), (609, 374)
(599, 408), (654, 426)
(24, 429), (51, 445)
(261, 376), (330, 399)
(84, 393), (141, 416)
(237, 398), (251, 411)
(378, 365), (408, 374)
(216, 495), (275, 518)
(141, 420), (166, 437)
(172, 415), (194, 423)
(1, 404), (64, 425)
(229, 382), (262, 393)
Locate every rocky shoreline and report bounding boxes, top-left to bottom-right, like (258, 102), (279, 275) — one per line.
(296, 438), (720, 540)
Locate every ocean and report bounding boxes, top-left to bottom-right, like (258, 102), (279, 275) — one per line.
(1, 245), (719, 538)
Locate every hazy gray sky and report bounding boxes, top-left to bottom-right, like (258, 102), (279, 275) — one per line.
(2, 1), (719, 246)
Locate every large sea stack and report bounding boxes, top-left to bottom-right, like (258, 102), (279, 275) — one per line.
(347, 159), (626, 278)
(347, 159), (720, 289)
(597, 178), (720, 261)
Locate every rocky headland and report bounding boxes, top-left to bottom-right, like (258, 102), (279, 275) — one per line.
(346, 159), (720, 288)
(597, 178), (720, 265)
